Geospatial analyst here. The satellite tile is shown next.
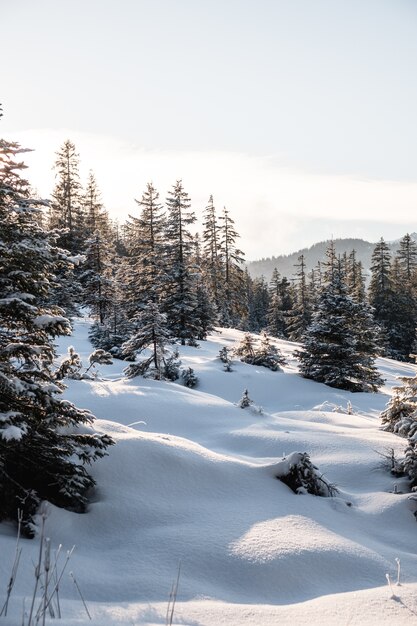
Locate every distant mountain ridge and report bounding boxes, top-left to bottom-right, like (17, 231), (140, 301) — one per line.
(247, 233), (417, 282)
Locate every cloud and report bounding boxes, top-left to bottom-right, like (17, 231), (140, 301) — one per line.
(8, 128), (417, 259)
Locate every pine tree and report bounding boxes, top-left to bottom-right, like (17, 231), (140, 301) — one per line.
(122, 301), (172, 378)
(247, 274), (270, 332)
(368, 238), (394, 355)
(83, 170), (110, 238)
(0, 124), (112, 536)
(163, 180), (199, 344)
(81, 231), (115, 323)
(234, 332), (256, 362)
(193, 234), (217, 340)
(124, 182), (166, 315)
(267, 269), (294, 338)
(267, 268), (285, 337)
(397, 233), (417, 282)
(388, 235), (417, 360)
(251, 331), (286, 371)
(297, 250), (383, 392)
(47, 140), (85, 313)
(218, 206), (246, 327)
(346, 250), (366, 302)
(201, 195), (222, 310)
(49, 140), (84, 253)
(287, 254), (312, 340)
(380, 374), (417, 438)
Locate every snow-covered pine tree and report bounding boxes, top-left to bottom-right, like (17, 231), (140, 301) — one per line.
(246, 274), (270, 332)
(122, 301), (172, 378)
(49, 140), (85, 253)
(123, 182), (166, 316)
(286, 254), (312, 341)
(267, 269), (294, 338)
(234, 332), (256, 363)
(267, 268), (285, 338)
(297, 247), (383, 392)
(81, 231), (115, 323)
(368, 238), (395, 356)
(192, 234), (218, 340)
(251, 331), (286, 371)
(346, 250), (366, 303)
(201, 195), (222, 311)
(381, 374), (417, 438)
(238, 389), (253, 408)
(83, 170), (110, 238)
(47, 140), (85, 313)
(218, 206), (247, 327)
(163, 180), (200, 344)
(0, 125), (112, 536)
(388, 234), (417, 360)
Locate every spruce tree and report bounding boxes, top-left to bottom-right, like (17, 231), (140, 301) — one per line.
(81, 231), (115, 324)
(346, 250), (366, 303)
(267, 269), (294, 338)
(0, 124), (112, 536)
(297, 249), (383, 392)
(267, 268), (285, 337)
(163, 180), (199, 344)
(287, 254), (312, 340)
(193, 234), (218, 340)
(83, 170), (110, 238)
(218, 206), (246, 327)
(368, 238), (394, 356)
(201, 195), (222, 310)
(389, 234), (417, 359)
(122, 301), (172, 378)
(49, 140), (84, 253)
(124, 182), (166, 314)
(247, 274), (270, 332)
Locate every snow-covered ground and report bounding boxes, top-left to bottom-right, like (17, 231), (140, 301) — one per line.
(2, 318), (417, 625)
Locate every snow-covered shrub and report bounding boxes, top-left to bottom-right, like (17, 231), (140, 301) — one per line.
(251, 331), (286, 371)
(234, 333), (256, 363)
(219, 346), (233, 371)
(381, 375), (417, 438)
(182, 367), (198, 388)
(55, 346), (83, 380)
(403, 441), (417, 491)
(276, 452), (338, 497)
(55, 347), (113, 381)
(238, 389), (253, 409)
(163, 349), (181, 381)
(234, 331), (286, 371)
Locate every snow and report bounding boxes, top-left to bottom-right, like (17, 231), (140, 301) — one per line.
(1, 317), (417, 624)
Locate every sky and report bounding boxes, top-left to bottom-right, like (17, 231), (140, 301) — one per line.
(2, 0), (417, 260)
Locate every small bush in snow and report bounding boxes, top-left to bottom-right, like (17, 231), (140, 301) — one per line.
(163, 349), (181, 381)
(54, 346), (83, 380)
(238, 389), (253, 409)
(276, 452), (338, 497)
(380, 374), (417, 438)
(234, 331), (286, 371)
(219, 346), (233, 372)
(251, 331), (287, 371)
(182, 367), (198, 388)
(55, 346), (113, 381)
(234, 333), (256, 362)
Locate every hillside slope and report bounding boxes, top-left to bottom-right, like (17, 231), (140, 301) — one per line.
(1, 318), (417, 625)
(247, 233), (417, 281)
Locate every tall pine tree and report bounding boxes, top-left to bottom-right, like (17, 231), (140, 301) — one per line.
(0, 119), (112, 536)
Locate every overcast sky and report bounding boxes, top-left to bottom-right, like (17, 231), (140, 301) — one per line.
(3, 0), (417, 259)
